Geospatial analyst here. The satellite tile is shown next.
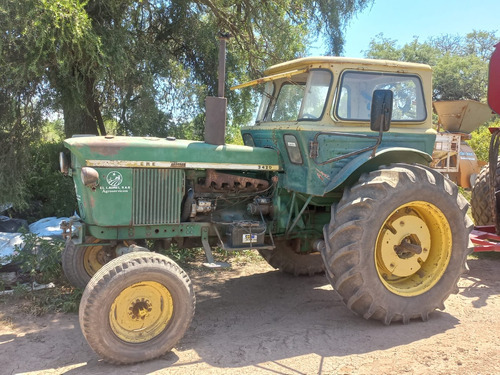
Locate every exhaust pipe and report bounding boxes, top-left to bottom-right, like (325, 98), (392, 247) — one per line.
(204, 33), (230, 145)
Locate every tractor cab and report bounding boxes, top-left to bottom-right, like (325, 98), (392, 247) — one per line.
(235, 57), (435, 196)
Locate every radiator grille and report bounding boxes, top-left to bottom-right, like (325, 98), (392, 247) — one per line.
(132, 169), (185, 225)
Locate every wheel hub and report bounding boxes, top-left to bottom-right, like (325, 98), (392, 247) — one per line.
(379, 214), (430, 278)
(375, 202), (452, 297)
(83, 242), (113, 276)
(129, 298), (153, 320)
(109, 281), (174, 343)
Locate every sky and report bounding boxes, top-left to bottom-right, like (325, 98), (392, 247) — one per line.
(310, 0), (500, 58)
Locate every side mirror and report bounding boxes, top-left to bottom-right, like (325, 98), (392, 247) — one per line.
(370, 89), (393, 132)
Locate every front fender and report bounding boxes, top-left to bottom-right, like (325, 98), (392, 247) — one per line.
(322, 147), (432, 194)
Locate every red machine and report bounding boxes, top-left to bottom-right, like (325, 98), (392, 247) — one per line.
(470, 43), (500, 252)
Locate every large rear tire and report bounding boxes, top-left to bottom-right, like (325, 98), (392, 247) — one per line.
(471, 162), (500, 225)
(322, 164), (472, 324)
(79, 251), (195, 364)
(259, 238), (325, 276)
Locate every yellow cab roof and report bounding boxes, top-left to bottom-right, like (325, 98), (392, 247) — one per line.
(231, 57), (432, 90)
(264, 56), (432, 75)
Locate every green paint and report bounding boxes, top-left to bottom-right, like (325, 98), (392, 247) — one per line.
(242, 127), (434, 196)
(64, 136), (280, 168)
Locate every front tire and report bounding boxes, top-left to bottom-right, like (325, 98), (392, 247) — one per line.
(62, 237), (116, 289)
(79, 251), (195, 364)
(322, 164), (472, 324)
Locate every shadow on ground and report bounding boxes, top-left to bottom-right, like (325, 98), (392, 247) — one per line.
(2, 257), (479, 375)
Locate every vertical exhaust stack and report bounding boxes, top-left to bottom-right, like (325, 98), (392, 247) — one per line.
(204, 33), (230, 145)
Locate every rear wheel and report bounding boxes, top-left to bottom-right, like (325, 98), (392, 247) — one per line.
(322, 164), (472, 324)
(79, 251), (195, 364)
(471, 162), (500, 225)
(259, 238), (324, 276)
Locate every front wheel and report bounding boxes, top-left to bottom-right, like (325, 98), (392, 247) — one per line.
(79, 251), (195, 364)
(322, 164), (472, 324)
(62, 237), (116, 289)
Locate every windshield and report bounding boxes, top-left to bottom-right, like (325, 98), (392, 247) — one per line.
(255, 82), (274, 122)
(336, 71), (426, 122)
(264, 69), (332, 122)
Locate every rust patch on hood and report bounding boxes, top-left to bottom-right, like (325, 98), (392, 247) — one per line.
(87, 140), (128, 156)
(70, 137), (130, 156)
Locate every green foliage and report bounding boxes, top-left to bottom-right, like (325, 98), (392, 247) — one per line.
(159, 247), (202, 266)
(0, 0), (372, 203)
(30, 287), (82, 314)
(3, 286), (82, 315)
(0, 229), (82, 316)
(433, 54), (488, 101)
(1, 0), (372, 137)
(213, 248), (264, 266)
(458, 186), (471, 203)
(1, 131), (77, 219)
(365, 30), (498, 101)
(366, 34), (439, 65)
(41, 119), (65, 142)
(10, 283), (31, 296)
(7, 231), (65, 284)
(469, 119), (500, 162)
(365, 30), (500, 169)
(23, 141), (77, 222)
(0, 92), (43, 208)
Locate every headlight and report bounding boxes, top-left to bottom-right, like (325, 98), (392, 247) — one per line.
(81, 167), (99, 188)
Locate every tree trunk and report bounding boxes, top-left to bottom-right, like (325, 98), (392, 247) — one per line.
(61, 75), (105, 138)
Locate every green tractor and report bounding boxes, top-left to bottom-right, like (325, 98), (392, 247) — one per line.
(60, 39), (472, 364)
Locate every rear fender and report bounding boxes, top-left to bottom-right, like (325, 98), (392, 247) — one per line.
(323, 147), (432, 194)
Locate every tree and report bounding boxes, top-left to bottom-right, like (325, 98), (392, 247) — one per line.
(432, 54), (488, 101)
(0, 0), (372, 207)
(364, 30), (499, 101)
(365, 33), (439, 66)
(1, 0), (372, 138)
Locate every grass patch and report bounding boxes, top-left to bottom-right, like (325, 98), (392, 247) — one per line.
(0, 286), (82, 315)
(213, 248), (265, 266)
(0, 232), (82, 316)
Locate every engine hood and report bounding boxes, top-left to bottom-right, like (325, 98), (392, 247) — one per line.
(64, 136), (281, 171)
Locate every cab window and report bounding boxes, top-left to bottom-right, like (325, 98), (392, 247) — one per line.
(272, 82), (304, 121)
(270, 69), (332, 122)
(336, 71), (426, 122)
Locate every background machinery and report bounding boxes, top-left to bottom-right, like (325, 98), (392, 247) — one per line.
(431, 100), (491, 189)
(470, 43), (500, 251)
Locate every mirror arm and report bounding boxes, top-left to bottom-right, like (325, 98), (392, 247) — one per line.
(370, 103), (389, 157)
(371, 125), (384, 158)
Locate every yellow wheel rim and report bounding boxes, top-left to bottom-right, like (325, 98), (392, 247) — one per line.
(83, 240), (109, 277)
(375, 201), (452, 296)
(109, 281), (174, 343)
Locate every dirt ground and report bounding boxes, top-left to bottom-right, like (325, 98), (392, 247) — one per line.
(0, 255), (499, 375)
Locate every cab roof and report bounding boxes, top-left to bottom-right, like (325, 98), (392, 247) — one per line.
(264, 56), (432, 75)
